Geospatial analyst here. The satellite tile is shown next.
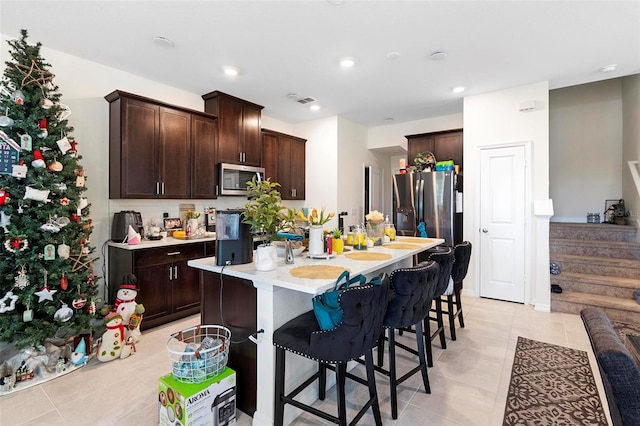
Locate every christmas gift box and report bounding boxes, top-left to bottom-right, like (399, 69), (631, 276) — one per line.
(158, 367), (236, 426)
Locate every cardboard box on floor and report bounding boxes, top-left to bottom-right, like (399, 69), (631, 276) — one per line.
(158, 367), (236, 426)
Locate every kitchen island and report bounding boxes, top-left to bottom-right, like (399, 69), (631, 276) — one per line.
(188, 237), (444, 425)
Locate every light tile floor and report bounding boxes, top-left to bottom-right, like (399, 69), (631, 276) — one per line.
(0, 296), (610, 425)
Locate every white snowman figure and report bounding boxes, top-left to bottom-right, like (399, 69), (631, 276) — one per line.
(97, 313), (125, 362)
(112, 274), (144, 343)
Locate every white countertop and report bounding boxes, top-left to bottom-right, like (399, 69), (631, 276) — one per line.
(188, 237), (444, 295)
(108, 235), (216, 250)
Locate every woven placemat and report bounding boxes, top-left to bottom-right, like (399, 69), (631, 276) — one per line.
(289, 265), (349, 279)
(344, 252), (392, 261)
(383, 243), (421, 250)
(396, 237), (438, 244)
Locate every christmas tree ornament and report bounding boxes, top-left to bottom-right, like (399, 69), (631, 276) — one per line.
(56, 216), (70, 227)
(41, 98), (54, 109)
(0, 291), (18, 313)
(56, 136), (71, 154)
(69, 246), (98, 272)
(69, 213), (80, 222)
(57, 104), (71, 121)
(22, 305), (33, 322)
(31, 149), (46, 168)
(57, 243), (70, 259)
(43, 244), (55, 260)
(4, 236), (28, 252)
(76, 175), (85, 187)
(59, 197), (69, 206)
(0, 189), (9, 205)
(54, 182), (67, 192)
(78, 197), (88, 210)
(72, 297), (86, 310)
(68, 139), (78, 157)
(53, 303), (73, 322)
(0, 210), (10, 233)
(48, 158), (63, 172)
(60, 273), (68, 290)
(37, 118), (47, 138)
(14, 266), (29, 289)
(87, 298), (96, 315)
(0, 131), (20, 174)
(40, 218), (60, 233)
(17, 201), (24, 214)
(35, 272), (56, 302)
(24, 186), (50, 202)
(20, 134), (32, 151)
(11, 161), (27, 179)
(0, 108), (14, 127)
(14, 58), (55, 88)
(12, 90), (24, 104)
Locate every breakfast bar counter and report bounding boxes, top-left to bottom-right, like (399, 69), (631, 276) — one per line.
(188, 237), (444, 425)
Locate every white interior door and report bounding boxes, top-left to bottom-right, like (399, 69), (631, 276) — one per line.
(367, 165), (384, 213)
(479, 145), (526, 303)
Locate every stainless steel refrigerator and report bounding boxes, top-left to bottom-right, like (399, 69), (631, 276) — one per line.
(392, 170), (457, 246)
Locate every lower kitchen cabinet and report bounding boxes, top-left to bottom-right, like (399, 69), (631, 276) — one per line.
(108, 242), (206, 330)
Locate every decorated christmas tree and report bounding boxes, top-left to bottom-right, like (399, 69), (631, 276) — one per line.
(0, 30), (99, 349)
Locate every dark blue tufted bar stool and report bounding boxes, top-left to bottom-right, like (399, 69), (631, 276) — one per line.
(273, 276), (389, 426)
(375, 261), (440, 419)
(442, 241), (472, 340)
(424, 246), (454, 367)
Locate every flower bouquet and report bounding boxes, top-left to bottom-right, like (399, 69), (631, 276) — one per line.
(365, 210), (385, 245)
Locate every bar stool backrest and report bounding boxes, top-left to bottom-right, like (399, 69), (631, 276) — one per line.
(451, 241), (472, 284)
(428, 247), (454, 297)
(385, 261), (440, 329)
(309, 275), (390, 363)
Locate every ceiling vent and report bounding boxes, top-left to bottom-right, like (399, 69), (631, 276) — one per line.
(297, 97), (317, 105)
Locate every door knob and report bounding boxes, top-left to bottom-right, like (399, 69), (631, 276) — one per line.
(482, 228), (489, 233)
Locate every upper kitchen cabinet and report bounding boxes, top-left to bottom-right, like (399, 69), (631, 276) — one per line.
(202, 91), (263, 167)
(262, 129), (306, 200)
(106, 90), (217, 199)
(406, 129), (463, 172)
(191, 114), (218, 199)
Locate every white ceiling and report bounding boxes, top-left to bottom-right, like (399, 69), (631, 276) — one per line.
(1, 0), (639, 127)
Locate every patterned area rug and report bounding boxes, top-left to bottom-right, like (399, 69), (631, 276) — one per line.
(503, 337), (607, 425)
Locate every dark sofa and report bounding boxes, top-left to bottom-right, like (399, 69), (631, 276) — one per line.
(580, 307), (640, 426)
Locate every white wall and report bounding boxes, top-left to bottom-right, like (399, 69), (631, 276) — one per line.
(367, 113), (463, 152)
(549, 79), (623, 222)
(622, 74), (640, 227)
(464, 81), (551, 311)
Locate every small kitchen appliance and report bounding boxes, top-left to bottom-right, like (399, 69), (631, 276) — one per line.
(212, 386), (236, 426)
(215, 209), (253, 266)
(111, 211), (144, 242)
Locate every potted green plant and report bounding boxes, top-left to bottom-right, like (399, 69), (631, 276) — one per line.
(243, 176), (286, 271)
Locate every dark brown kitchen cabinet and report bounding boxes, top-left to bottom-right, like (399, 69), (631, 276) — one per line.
(108, 243), (205, 330)
(191, 114), (218, 199)
(202, 91), (264, 167)
(262, 129), (306, 200)
(106, 90), (217, 199)
(406, 129), (463, 172)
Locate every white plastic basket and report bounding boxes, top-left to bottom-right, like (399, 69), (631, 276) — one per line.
(167, 325), (231, 383)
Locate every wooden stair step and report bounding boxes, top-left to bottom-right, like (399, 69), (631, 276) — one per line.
(551, 254), (640, 279)
(551, 272), (640, 298)
(551, 292), (640, 324)
(550, 223), (637, 242)
(550, 238), (640, 260)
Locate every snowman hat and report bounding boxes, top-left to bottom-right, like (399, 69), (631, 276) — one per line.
(119, 273), (139, 292)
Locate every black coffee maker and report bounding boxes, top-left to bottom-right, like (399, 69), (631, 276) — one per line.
(215, 210), (253, 266)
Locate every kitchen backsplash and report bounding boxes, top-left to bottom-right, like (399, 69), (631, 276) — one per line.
(109, 197), (306, 230)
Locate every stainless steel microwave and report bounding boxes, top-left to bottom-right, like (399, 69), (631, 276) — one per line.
(218, 163), (265, 196)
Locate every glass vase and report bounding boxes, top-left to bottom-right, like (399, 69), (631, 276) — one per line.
(366, 221), (384, 246)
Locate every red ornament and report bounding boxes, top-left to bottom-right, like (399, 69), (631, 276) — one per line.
(60, 273), (68, 291)
(11, 237), (21, 248)
(70, 214), (80, 222)
(0, 189), (9, 205)
(72, 298), (87, 309)
(38, 118), (47, 129)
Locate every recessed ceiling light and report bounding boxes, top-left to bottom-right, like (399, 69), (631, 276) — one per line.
(386, 51), (401, 60)
(152, 36), (174, 47)
(287, 93), (300, 99)
(384, 117), (394, 122)
(430, 51), (448, 61)
(452, 86), (466, 93)
(339, 57), (355, 68)
(600, 64), (618, 73)
(223, 66), (240, 77)
(310, 105), (320, 111)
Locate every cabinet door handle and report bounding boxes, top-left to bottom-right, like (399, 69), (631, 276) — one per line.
(169, 266), (173, 280)
(174, 265), (178, 280)
(291, 188), (296, 197)
(161, 182), (165, 195)
(156, 182), (161, 195)
(216, 184), (219, 196)
(239, 152), (243, 162)
(167, 251), (181, 256)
